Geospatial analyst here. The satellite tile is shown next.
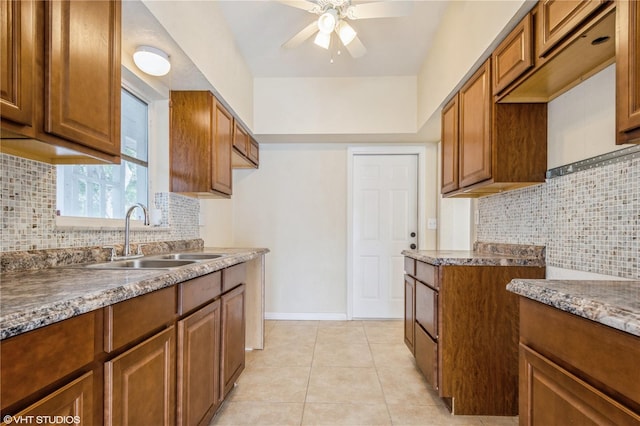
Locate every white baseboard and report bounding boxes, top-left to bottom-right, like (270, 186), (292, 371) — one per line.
(265, 312), (348, 321)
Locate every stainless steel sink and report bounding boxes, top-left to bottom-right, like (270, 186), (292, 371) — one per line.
(84, 259), (197, 270)
(153, 253), (225, 260)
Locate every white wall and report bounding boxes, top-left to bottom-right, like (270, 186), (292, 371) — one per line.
(253, 76), (417, 136)
(230, 144), (349, 317)
(143, 0), (254, 127)
(547, 64), (633, 168)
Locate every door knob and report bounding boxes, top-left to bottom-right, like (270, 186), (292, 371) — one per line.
(410, 232), (416, 238)
(410, 244), (417, 249)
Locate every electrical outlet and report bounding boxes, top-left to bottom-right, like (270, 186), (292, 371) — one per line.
(474, 210), (479, 225)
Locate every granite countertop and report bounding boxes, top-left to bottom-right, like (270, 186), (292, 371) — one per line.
(402, 242), (546, 267)
(0, 247), (269, 340)
(507, 279), (640, 338)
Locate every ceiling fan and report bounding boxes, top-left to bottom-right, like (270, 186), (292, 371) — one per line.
(280, 0), (413, 58)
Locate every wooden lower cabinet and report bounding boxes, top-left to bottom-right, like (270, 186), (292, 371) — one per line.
(405, 257), (545, 415)
(518, 297), (640, 425)
(177, 300), (222, 426)
(105, 326), (176, 426)
(221, 284), (246, 397)
(2, 372), (94, 426)
(403, 276), (415, 354)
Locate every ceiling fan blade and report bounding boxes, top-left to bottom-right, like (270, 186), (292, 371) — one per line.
(348, 1), (413, 19)
(344, 35), (367, 58)
(277, 0), (318, 12)
(282, 21), (319, 49)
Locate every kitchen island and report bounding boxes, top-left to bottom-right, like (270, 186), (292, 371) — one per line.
(402, 242), (546, 416)
(507, 279), (640, 424)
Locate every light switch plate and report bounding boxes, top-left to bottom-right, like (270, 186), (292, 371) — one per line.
(427, 218), (437, 229)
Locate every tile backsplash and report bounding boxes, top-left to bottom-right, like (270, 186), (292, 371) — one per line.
(477, 154), (639, 280)
(1, 154), (199, 252)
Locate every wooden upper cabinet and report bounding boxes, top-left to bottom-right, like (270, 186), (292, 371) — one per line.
(0, 0), (35, 126)
(440, 95), (459, 194)
(46, 0), (121, 156)
(616, 0), (640, 144)
(0, 0), (121, 164)
(492, 13), (533, 94)
(537, 0), (607, 57)
(231, 121), (259, 169)
(248, 137), (259, 166)
(170, 91), (232, 197)
(458, 59), (492, 189)
(213, 101), (233, 195)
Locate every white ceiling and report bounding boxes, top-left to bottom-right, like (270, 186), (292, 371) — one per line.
(215, 0), (450, 78)
(122, 0), (449, 84)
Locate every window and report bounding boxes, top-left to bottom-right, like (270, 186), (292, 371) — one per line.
(57, 89), (149, 219)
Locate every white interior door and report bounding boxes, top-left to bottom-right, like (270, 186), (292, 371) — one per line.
(352, 154), (418, 318)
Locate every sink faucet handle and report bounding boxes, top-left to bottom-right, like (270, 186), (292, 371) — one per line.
(103, 246), (117, 261)
(136, 244), (147, 256)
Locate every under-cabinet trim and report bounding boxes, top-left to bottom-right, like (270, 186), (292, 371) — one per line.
(546, 145), (640, 179)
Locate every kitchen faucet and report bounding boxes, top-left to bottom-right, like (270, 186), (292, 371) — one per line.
(122, 203), (150, 258)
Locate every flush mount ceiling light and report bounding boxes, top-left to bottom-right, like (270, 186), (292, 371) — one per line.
(281, 0), (413, 58)
(133, 45), (171, 76)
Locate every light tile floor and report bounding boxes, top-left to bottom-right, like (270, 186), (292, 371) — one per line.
(210, 320), (519, 426)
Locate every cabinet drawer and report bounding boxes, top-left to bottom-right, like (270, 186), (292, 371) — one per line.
(104, 286), (176, 352)
(416, 261), (437, 289)
(222, 263), (246, 293)
(178, 271), (222, 315)
(404, 257), (416, 277)
(415, 324), (438, 390)
(415, 281), (438, 339)
(1, 311), (97, 410)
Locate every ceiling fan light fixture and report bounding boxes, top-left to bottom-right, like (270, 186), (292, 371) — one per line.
(317, 9), (338, 34)
(336, 20), (357, 46)
(133, 45), (171, 76)
(314, 31), (331, 49)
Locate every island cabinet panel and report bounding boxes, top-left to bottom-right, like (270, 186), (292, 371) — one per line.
(616, 0), (640, 144)
(458, 60), (492, 189)
(0, 311), (98, 412)
(492, 13), (534, 94)
(177, 300), (222, 426)
(537, 0), (607, 57)
(105, 325), (176, 426)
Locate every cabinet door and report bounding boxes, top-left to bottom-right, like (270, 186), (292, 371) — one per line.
(0, 0), (35, 126)
(440, 95), (459, 194)
(458, 59), (492, 188)
(213, 100), (233, 195)
(415, 281), (437, 340)
(105, 326), (176, 426)
(404, 276), (415, 354)
(45, 0), (121, 156)
(520, 344), (640, 425)
(233, 122), (249, 156)
(537, 0), (606, 57)
(221, 284), (246, 397)
(616, 0), (640, 144)
(492, 13), (533, 94)
(248, 138), (259, 166)
(415, 324), (438, 391)
(4, 372), (94, 426)
(177, 300), (222, 426)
